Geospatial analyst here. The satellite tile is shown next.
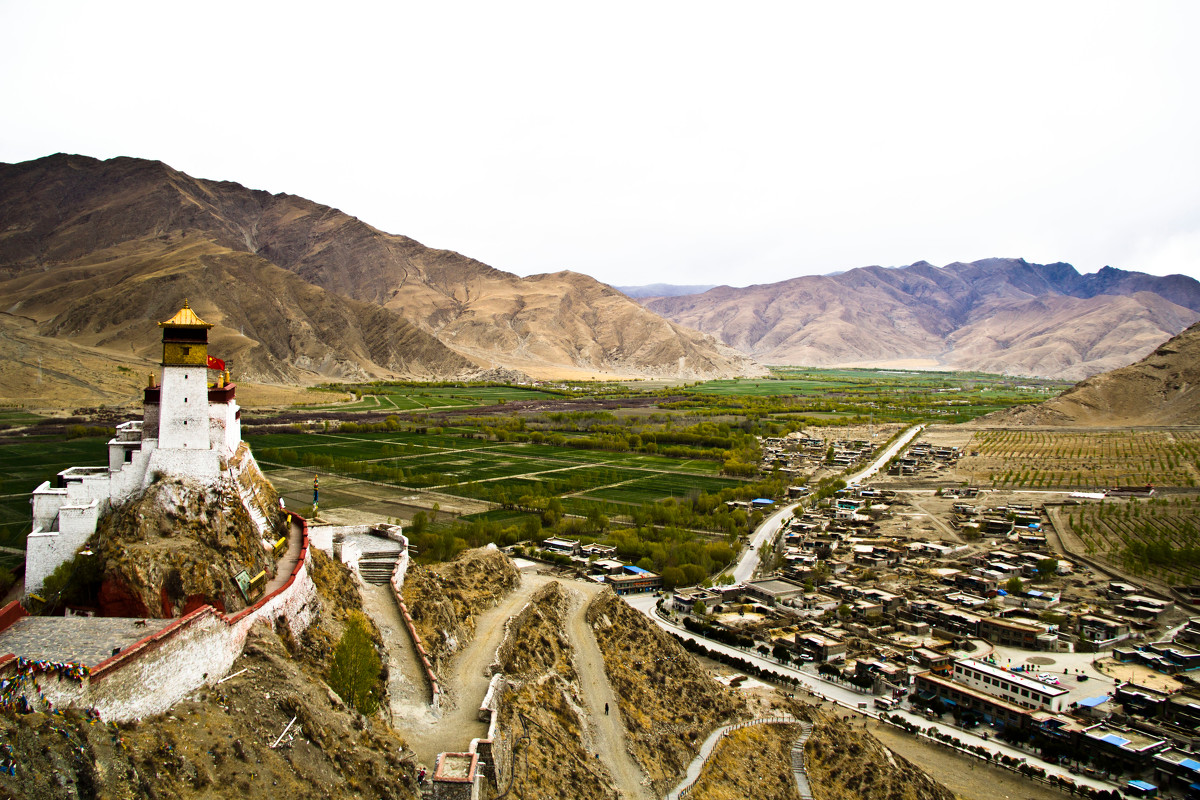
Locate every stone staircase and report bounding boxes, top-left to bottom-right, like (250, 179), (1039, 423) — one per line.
(791, 722), (814, 800)
(359, 550), (403, 585)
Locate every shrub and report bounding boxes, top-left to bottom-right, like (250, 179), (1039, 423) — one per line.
(328, 612), (381, 714)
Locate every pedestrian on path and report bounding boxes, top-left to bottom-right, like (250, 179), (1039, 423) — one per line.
(605, 702), (609, 715)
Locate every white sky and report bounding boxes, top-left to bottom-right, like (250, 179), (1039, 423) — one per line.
(3, 1), (1198, 287)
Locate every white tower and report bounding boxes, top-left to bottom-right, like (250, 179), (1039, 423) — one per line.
(156, 301), (212, 450)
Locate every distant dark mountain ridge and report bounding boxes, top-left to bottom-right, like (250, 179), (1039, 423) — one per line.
(645, 258), (1200, 380)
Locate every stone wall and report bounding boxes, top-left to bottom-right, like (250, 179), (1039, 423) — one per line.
(386, 529), (440, 711)
(2, 515), (316, 722)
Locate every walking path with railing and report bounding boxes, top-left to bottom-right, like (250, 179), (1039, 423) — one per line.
(667, 715), (801, 799)
(791, 721), (814, 800)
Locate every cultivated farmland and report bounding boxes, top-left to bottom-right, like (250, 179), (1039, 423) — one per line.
(1066, 496), (1200, 585)
(248, 431), (749, 509)
(957, 429), (1200, 489)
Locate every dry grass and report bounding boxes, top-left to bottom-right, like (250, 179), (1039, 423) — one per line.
(689, 722), (803, 800)
(586, 591), (745, 796)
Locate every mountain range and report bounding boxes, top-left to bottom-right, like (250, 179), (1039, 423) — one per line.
(643, 259), (1200, 380)
(3, 153), (1199, 406)
(0, 154), (762, 404)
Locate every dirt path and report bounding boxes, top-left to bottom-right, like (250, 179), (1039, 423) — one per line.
(906, 495), (962, 541)
(566, 585), (653, 800)
(360, 584), (434, 725)
(384, 573), (552, 768)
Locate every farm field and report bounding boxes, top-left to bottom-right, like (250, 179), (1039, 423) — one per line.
(680, 369), (1069, 425)
(957, 429), (1200, 489)
(1067, 496), (1200, 585)
(296, 384), (564, 412)
(247, 430), (749, 509)
(0, 437), (108, 556)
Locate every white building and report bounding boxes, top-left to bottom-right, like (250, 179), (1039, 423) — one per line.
(26, 302), (249, 595)
(952, 658), (1070, 713)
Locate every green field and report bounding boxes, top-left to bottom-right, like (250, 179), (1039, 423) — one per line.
(247, 431), (748, 503)
(297, 384), (564, 412)
(0, 437), (108, 553)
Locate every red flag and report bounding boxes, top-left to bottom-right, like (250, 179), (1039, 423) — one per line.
(207, 354), (225, 371)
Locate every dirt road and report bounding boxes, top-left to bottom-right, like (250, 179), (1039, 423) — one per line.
(567, 584), (653, 800)
(379, 573), (551, 768)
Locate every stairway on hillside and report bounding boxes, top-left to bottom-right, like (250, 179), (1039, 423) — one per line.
(792, 722), (814, 800)
(358, 550), (402, 585)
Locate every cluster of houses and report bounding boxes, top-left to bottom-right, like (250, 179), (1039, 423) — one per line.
(759, 432), (880, 475)
(654, 477), (1200, 793)
(537, 536), (664, 595)
(887, 440), (962, 477)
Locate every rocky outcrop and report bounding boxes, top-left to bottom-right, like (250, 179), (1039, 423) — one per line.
(91, 477), (281, 617)
(984, 319), (1200, 426)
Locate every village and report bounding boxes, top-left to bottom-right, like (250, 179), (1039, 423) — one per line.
(523, 430), (1200, 798)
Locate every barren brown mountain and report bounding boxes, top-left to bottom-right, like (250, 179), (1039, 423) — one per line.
(645, 259), (1200, 379)
(987, 320), (1200, 426)
(0, 154), (762, 404)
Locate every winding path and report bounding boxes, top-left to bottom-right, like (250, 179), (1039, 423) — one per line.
(664, 715), (800, 799)
(379, 573), (551, 767)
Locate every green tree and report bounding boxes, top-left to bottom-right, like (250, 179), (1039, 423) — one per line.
(329, 612), (381, 714)
(1005, 576), (1024, 594)
(1036, 558), (1059, 581)
(693, 600), (708, 618)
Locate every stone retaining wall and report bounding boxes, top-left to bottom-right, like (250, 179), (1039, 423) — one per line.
(0, 514), (316, 722)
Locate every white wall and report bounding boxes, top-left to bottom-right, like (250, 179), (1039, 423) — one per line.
(25, 524), (318, 722)
(157, 366), (210, 450)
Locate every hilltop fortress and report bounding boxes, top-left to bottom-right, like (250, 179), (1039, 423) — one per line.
(25, 302), (253, 596)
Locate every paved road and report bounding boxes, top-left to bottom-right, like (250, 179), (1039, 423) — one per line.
(729, 424), (926, 584)
(732, 500), (802, 583)
(844, 424), (925, 485)
(622, 593), (1119, 795)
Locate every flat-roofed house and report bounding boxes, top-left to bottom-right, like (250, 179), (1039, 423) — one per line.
(952, 658), (1070, 712)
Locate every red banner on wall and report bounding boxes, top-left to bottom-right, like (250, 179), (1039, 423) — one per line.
(207, 355), (225, 371)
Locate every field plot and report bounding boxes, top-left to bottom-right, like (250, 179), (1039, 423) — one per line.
(1068, 496), (1200, 585)
(298, 384), (561, 412)
(0, 437), (108, 553)
(247, 431), (748, 510)
(958, 429), (1200, 489)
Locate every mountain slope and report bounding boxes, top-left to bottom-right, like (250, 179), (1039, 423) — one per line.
(989, 320), (1200, 426)
(0, 154), (762, 386)
(646, 259), (1200, 379)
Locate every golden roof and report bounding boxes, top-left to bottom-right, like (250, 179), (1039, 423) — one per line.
(158, 299), (212, 329)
